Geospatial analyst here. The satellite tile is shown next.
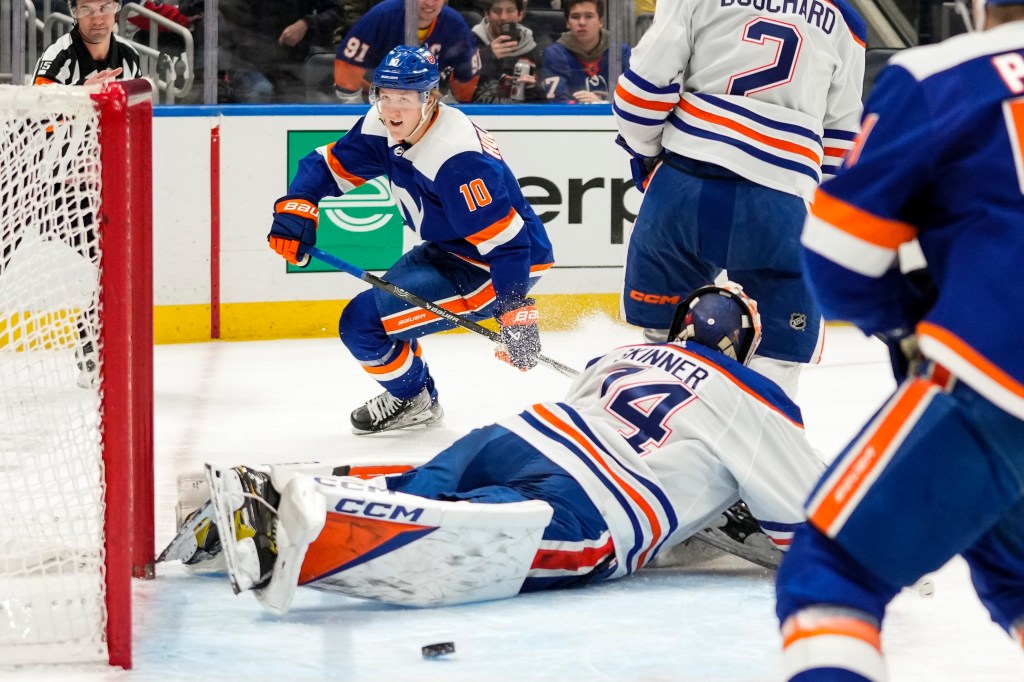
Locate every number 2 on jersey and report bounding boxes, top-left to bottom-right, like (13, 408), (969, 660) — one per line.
(727, 18), (803, 96)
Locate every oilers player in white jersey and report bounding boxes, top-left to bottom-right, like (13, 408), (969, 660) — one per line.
(181, 284), (826, 614)
(775, 0), (1024, 678)
(267, 46), (554, 434)
(612, 0), (867, 399)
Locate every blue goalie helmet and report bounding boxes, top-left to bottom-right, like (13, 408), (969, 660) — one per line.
(668, 283), (763, 365)
(372, 46), (440, 97)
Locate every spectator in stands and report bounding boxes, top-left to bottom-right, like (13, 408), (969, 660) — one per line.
(471, 0), (546, 103)
(218, 0), (343, 103)
(33, 0), (142, 86)
(331, 0), (382, 46)
(334, 0), (480, 103)
(541, 0), (627, 103)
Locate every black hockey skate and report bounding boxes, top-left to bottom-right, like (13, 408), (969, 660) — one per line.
(694, 500), (783, 570)
(350, 386), (444, 435)
(206, 465), (281, 593)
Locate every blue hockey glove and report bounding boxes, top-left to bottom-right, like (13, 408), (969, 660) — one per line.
(495, 299), (541, 371)
(615, 135), (660, 193)
(268, 193), (319, 265)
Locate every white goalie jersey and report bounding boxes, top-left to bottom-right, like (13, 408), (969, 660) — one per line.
(613, 0), (867, 199)
(500, 341), (826, 579)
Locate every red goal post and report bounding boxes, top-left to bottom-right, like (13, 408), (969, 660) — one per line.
(0, 80), (154, 669)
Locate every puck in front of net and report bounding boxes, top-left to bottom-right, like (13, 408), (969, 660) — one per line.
(421, 641), (455, 658)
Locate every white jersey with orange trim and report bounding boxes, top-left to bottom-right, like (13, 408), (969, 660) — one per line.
(801, 23), (1024, 420)
(497, 340), (825, 578)
(288, 103), (553, 310)
(613, 0), (866, 200)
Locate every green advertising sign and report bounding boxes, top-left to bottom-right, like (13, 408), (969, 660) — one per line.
(286, 131), (405, 273)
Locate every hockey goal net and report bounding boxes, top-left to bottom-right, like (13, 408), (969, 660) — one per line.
(0, 81), (154, 668)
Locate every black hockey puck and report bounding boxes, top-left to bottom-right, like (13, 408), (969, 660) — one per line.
(421, 641), (455, 658)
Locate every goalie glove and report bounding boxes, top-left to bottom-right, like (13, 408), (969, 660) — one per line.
(495, 299), (541, 371)
(268, 193), (319, 265)
(614, 135), (660, 193)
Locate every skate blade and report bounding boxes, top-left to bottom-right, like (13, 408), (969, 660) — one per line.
(351, 403), (445, 435)
(156, 499), (216, 564)
(693, 528), (782, 570)
(205, 464), (260, 594)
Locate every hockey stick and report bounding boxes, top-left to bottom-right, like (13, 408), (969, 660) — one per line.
(304, 246), (580, 378)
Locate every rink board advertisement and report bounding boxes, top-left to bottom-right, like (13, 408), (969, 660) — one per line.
(151, 106), (637, 341)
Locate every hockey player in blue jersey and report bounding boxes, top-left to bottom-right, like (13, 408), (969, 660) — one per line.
(613, 0), (866, 399)
(775, 0), (1024, 678)
(334, 0), (480, 103)
(267, 46), (554, 434)
(173, 284), (826, 614)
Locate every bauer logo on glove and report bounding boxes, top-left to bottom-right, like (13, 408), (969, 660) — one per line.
(268, 193), (320, 266)
(496, 299), (541, 371)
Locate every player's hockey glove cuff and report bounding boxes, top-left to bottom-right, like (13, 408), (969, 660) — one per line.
(615, 135), (660, 193)
(495, 299), (540, 371)
(269, 192), (320, 265)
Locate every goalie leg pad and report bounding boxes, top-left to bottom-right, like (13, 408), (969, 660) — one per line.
(297, 476), (553, 608)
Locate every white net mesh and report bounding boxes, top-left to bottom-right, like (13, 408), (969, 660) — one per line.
(0, 86), (107, 664)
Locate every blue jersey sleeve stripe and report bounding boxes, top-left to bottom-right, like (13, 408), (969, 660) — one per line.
(670, 118), (823, 183)
(823, 128), (859, 141)
(613, 103), (665, 126)
(695, 93), (823, 144)
(623, 68), (679, 96)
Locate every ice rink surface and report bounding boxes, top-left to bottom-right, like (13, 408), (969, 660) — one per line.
(8, 317), (1024, 681)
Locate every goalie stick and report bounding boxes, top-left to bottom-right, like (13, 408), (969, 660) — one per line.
(302, 246), (580, 378)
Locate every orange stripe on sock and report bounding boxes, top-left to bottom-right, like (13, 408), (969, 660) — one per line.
(363, 342), (411, 376)
(782, 615), (881, 651)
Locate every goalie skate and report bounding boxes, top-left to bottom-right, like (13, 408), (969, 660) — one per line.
(206, 465), (281, 594)
(694, 501), (783, 570)
(156, 500), (225, 572)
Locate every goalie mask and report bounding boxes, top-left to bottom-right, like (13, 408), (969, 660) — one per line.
(668, 283), (762, 365)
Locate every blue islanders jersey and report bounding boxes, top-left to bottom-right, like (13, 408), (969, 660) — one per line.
(289, 104), (554, 309)
(499, 341), (824, 579)
(541, 41), (630, 103)
(614, 0), (866, 200)
(335, 0), (479, 84)
(801, 22), (1024, 420)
